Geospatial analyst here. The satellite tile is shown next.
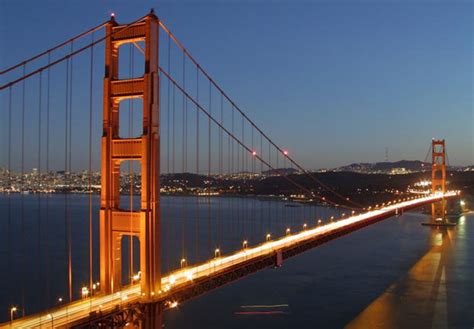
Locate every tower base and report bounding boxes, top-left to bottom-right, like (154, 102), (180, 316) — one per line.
(421, 220), (456, 227)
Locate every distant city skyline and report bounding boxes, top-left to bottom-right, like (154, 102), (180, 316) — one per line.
(1, 1), (472, 172)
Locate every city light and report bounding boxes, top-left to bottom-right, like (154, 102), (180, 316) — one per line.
(460, 200), (466, 206)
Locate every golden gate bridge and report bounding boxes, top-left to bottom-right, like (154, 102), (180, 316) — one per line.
(0, 10), (459, 328)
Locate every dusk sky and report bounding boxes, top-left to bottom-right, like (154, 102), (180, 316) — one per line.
(1, 0), (472, 170)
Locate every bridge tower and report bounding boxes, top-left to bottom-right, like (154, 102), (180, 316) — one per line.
(100, 10), (161, 305)
(431, 139), (447, 221)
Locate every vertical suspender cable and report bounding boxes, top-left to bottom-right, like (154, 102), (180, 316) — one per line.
(219, 93), (223, 249)
(227, 104), (231, 243)
(64, 55), (72, 302)
(167, 34), (171, 175)
(241, 115), (244, 240)
(169, 83), (176, 272)
(37, 71), (43, 308)
(166, 33), (171, 272)
(68, 43), (74, 302)
(21, 64), (26, 316)
(45, 51), (51, 307)
(208, 80), (211, 255)
(7, 87), (12, 308)
(268, 140), (271, 234)
(129, 43), (135, 281)
(195, 66), (200, 263)
(181, 51), (186, 263)
(88, 32), (94, 293)
(251, 126), (254, 242)
(260, 133), (263, 237)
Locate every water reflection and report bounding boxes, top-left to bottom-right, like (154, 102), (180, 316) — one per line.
(346, 215), (471, 329)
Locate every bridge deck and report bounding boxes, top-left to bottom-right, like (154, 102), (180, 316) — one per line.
(2, 192), (458, 328)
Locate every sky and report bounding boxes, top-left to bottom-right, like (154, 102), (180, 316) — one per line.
(1, 0), (473, 171)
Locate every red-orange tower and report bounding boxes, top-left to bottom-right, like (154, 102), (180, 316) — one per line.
(100, 11), (161, 304)
(431, 139), (446, 220)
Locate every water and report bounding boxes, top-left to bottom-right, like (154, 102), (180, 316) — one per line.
(0, 195), (473, 328)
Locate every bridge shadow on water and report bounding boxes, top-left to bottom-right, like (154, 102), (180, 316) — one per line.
(346, 214), (474, 329)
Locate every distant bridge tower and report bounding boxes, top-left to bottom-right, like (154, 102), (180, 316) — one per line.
(100, 10), (161, 310)
(431, 139), (446, 221)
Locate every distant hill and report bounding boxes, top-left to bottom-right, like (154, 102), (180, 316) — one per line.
(335, 160), (430, 174)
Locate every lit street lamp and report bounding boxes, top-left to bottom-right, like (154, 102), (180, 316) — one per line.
(81, 286), (89, 299)
(10, 306), (17, 323)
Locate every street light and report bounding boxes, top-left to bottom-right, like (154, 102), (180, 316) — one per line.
(266, 233), (271, 241)
(180, 258), (187, 268)
(285, 228), (291, 236)
(10, 307), (17, 323)
(214, 248), (220, 258)
(132, 273), (140, 282)
(47, 313), (54, 328)
(242, 240), (248, 249)
(81, 286), (89, 299)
